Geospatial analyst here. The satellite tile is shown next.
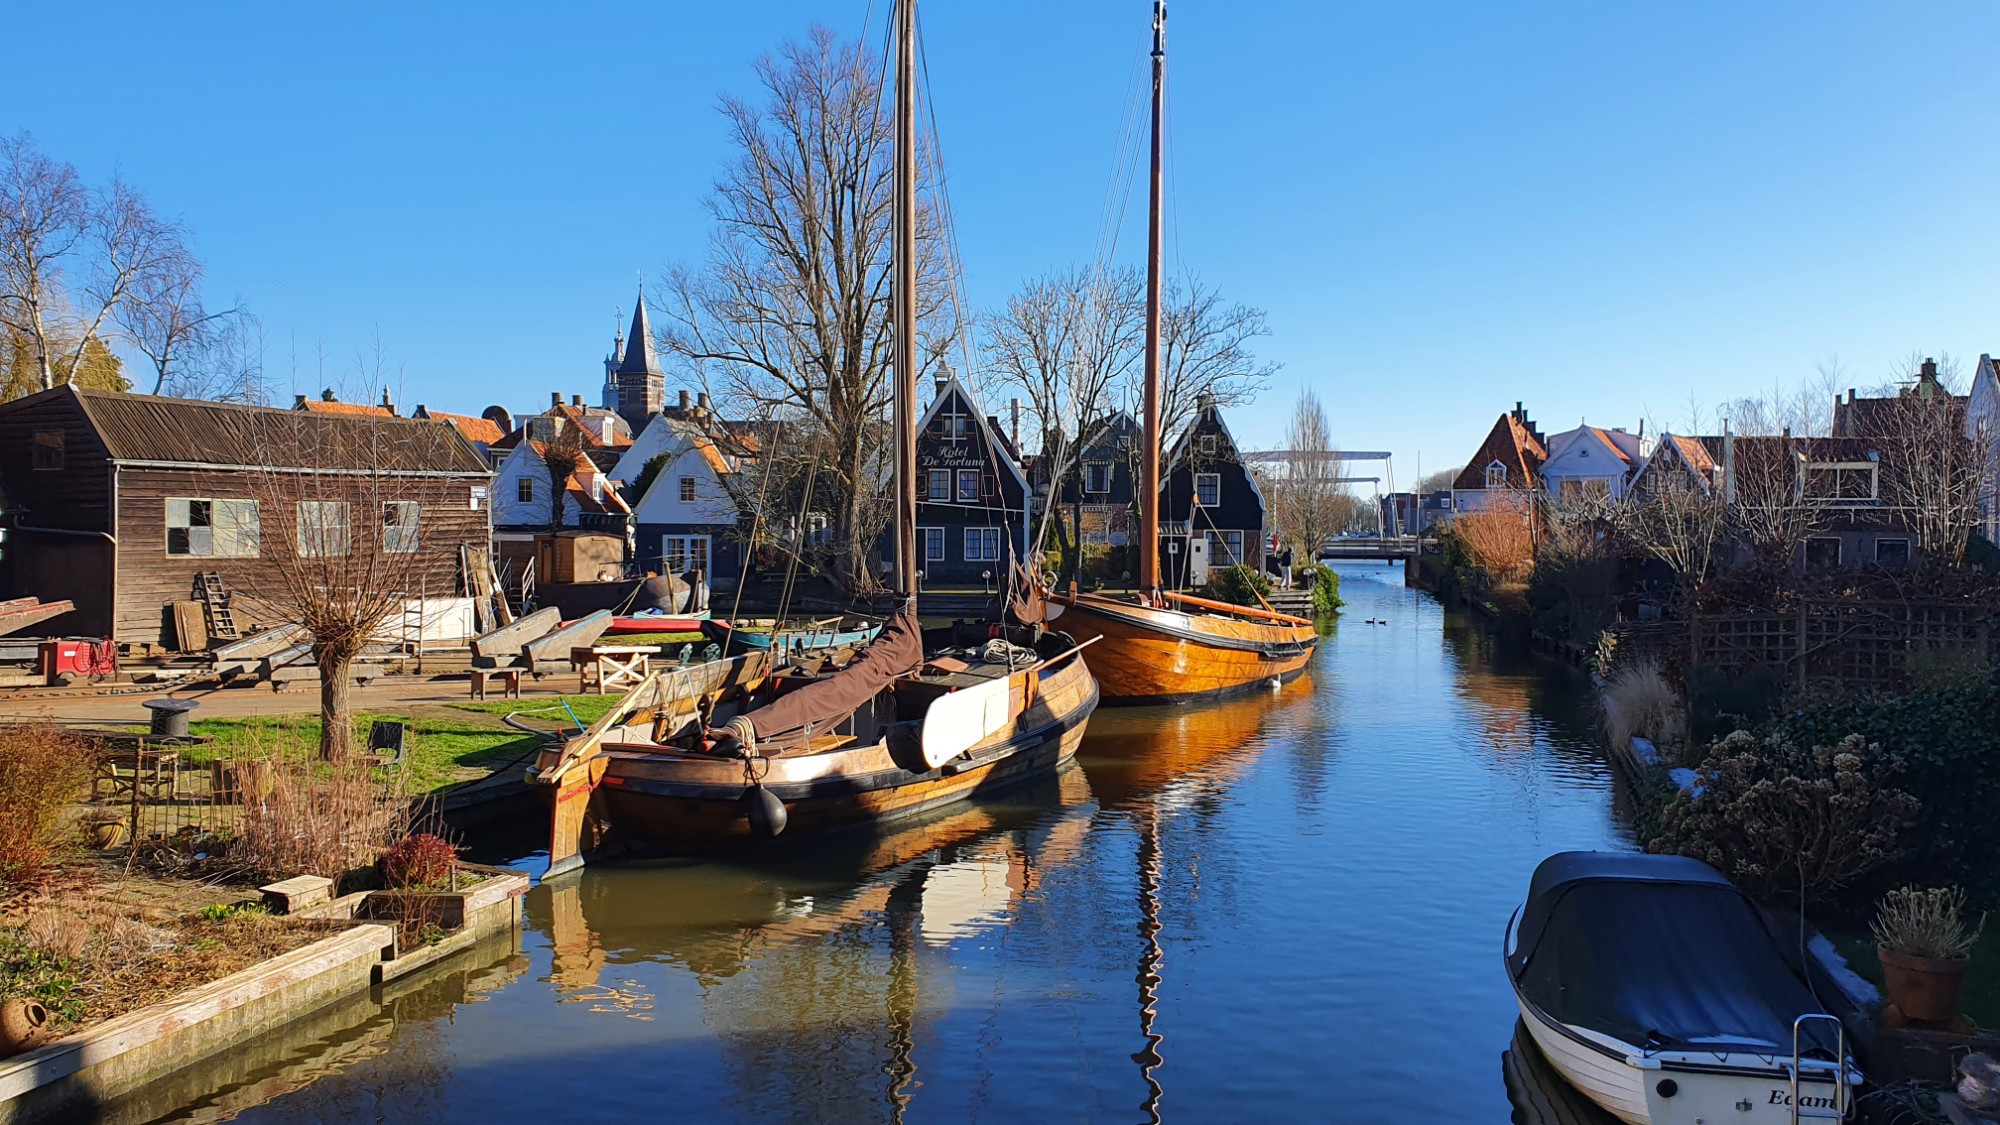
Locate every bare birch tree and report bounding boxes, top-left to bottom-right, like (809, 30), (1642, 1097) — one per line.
(118, 250), (242, 397)
(1151, 276), (1278, 439)
(983, 265), (1144, 560)
(1265, 389), (1352, 560)
(657, 26), (958, 594)
(0, 134), (185, 393)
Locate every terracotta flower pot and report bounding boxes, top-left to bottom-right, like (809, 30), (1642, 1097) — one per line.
(1878, 946), (1969, 1025)
(0, 998), (50, 1056)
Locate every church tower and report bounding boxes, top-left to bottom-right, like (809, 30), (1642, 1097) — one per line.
(608, 291), (663, 432)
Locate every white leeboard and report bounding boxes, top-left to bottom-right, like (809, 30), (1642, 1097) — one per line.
(917, 675), (1016, 771)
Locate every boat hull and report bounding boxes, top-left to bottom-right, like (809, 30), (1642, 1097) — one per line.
(605, 615), (709, 635)
(1055, 594), (1316, 704)
(541, 652), (1098, 855)
(1511, 993), (1852, 1124)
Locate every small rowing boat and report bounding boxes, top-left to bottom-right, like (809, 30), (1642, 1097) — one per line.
(605, 611), (711, 635)
(701, 616), (883, 657)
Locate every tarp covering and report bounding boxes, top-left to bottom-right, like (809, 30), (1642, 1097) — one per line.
(1510, 852), (1843, 1057)
(740, 600), (923, 749)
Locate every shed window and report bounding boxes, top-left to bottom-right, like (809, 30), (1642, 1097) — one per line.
(678, 476), (697, 503)
(517, 477), (534, 504)
(297, 501), (351, 557)
(1084, 462), (1112, 493)
(166, 498), (259, 557)
(957, 469), (980, 504)
(964, 526), (1002, 561)
(31, 431), (63, 471)
(383, 501), (419, 554)
(1195, 473), (1221, 507)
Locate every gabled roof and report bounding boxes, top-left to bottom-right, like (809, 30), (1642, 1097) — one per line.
(915, 373), (1028, 489)
(523, 440), (631, 516)
(614, 294), (660, 377)
(1452, 411), (1547, 491)
(416, 408), (505, 446)
(8, 385), (488, 474)
(1165, 398), (1267, 515)
(1630, 432), (1717, 494)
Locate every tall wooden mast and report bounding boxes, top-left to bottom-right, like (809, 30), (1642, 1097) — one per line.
(892, 0), (920, 598)
(1138, 0), (1167, 600)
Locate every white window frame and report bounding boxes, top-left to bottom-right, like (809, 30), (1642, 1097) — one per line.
(1199, 434), (1218, 456)
(928, 469), (952, 502)
(678, 476), (697, 503)
(964, 526), (1001, 561)
(1803, 461), (1878, 506)
(1195, 473), (1221, 507)
(1875, 537), (1911, 566)
(383, 500), (420, 554)
(919, 526), (945, 562)
(166, 498), (260, 558)
(957, 469), (981, 504)
(1207, 529), (1245, 566)
(662, 534), (712, 576)
(296, 501), (351, 558)
(1084, 461), (1112, 494)
(1485, 460), (1508, 488)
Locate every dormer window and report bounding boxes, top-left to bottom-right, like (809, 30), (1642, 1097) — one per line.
(1485, 461), (1508, 488)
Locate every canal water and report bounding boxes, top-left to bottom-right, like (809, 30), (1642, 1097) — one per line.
(147, 563), (1637, 1123)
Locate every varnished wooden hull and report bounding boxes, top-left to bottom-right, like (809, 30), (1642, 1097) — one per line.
(1055, 593), (1317, 704)
(538, 652), (1099, 857)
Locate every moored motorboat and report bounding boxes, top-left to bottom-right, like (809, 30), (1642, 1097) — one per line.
(1504, 851), (1861, 1124)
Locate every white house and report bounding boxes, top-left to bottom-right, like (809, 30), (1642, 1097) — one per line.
(490, 441), (631, 534)
(1966, 353), (2000, 542)
(623, 413), (746, 581)
(1537, 424), (1645, 501)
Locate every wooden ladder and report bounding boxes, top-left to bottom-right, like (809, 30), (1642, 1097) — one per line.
(194, 572), (240, 640)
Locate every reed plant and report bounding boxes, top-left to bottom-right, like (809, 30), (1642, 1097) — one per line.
(226, 729), (415, 884)
(1601, 659), (1687, 761)
(1873, 885), (1986, 961)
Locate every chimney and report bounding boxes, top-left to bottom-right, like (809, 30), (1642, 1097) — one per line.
(697, 392), (712, 417)
(380, 386), (395, 415)
(571, 394), (584, 407)
(678, 389), (692, 413)
(935, 376), (950, 396)
(551, 392), (563, 409)
(1923, 357), (1938, 380)
(1010, 398), (1021, 446)
(321, 388), (336, 402)
(293, 393), (307, 409)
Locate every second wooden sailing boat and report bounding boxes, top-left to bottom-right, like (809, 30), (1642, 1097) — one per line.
(533, 0), (1098, 874)
(1055, 0), (1319, 704)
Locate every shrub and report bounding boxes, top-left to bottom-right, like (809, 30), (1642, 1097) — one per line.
(1772, 686), (2000, 904)
(1294, 564), (1343, 614)
(228, 735), (412, 883)
(1872, 885), (1986, 960)
(1199, 564), (1270, 607)
(1601, 659), (1686, 761)
(1684, 663), (1785, 746)
(380, 833), (458, 889)
(1648, 730), (1920, 905)
(1449, 504), (1534, 580)
(0, 724), (95, 883)
(1907, 641), (1989, 694)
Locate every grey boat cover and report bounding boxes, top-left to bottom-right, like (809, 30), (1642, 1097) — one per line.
(1509, 851), (1843, 1057)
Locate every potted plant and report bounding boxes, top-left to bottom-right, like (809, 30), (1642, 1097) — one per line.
(1873, 884), (1985, 1027)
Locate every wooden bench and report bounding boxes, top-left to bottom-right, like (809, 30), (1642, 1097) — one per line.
(469, 666), (522, 701)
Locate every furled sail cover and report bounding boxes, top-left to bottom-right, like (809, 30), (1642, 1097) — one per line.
(1509, 852), (1844, 1057)
(739, 600), (923, 748)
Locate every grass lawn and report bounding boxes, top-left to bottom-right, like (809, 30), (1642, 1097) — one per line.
(596, 631), (706, 648)
(187, 694), (625, 794)
(1826, 927), (2000, 1029)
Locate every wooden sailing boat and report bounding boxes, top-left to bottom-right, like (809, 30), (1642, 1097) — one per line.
(1053, 0), (1319, 704)
(532, 0), (1098, 874)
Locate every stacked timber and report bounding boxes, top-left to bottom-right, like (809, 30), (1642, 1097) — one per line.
(468, 608), (612, 676)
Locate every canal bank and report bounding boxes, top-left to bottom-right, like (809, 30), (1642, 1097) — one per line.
(113, 562), (1639, 1123)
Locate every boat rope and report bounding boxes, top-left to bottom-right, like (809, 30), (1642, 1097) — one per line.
(979, 637), (1038, 669)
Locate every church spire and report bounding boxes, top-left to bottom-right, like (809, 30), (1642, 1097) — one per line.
(615, 290), (659, 377)
(609, 288), (663, 431)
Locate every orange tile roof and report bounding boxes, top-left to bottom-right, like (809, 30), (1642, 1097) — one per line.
(1452, 411), (1547, 491)
(1585, 427), (1634, 463)
(424, 410), (505, 446)
(1669, 434), (1715, 473)
(297, 400), (394, 417)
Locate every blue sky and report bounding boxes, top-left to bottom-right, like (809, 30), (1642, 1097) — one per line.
(9, 2), (1999, 484)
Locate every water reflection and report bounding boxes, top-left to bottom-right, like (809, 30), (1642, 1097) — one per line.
(141, 564), (1639, 1123)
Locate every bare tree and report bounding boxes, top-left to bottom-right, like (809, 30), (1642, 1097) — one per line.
(1622, 468), (1726, 599)
(1150, 276), (1278, 440)
(118, 250), (241, 397)
(1878, 389), (1985, 567)
(0, 134), (184, 393)
(1415, 467), (1459, 496)
(237, 414), (443, 760)
(537, 422), (587, 536)
(1265, 389), (1353, 559)
(1726, 437), (1826, 571)
(983, 265), (1144, 560)
(657, 26), (958, 594)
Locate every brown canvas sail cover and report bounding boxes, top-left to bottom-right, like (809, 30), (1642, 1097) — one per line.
(739, 600), (924, 748)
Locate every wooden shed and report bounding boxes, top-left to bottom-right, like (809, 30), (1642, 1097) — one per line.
(0, 386), (494, 647)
